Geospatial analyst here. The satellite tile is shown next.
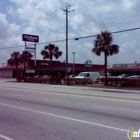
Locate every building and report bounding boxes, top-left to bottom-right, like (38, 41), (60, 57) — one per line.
(108, 63), (140, 75)
(0, 60), (104, 78)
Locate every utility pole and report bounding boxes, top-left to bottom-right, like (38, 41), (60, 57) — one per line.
(72, 52), (76, 76)
(34, 42), (36, 75)
(64, 7), (69, 85)
(64, 6), (73, 85)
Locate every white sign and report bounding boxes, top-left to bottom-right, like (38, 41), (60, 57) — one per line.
(26, 70), (35, 73)
(68, 67), (71, 72)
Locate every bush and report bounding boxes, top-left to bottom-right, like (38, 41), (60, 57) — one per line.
(24, 77), (50, 84)
(61, 78), (91, 85)
(98, 78), (140, 87)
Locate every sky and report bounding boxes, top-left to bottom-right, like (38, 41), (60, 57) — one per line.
(0, 0), (140, 66)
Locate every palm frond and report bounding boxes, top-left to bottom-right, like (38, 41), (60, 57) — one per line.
(41, 44), (62, 60)
(7, 51), (21, 67)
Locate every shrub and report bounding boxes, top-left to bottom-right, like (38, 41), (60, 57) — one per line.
(98, 78), (140, 88)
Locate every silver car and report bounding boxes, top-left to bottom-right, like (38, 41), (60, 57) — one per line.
(128, 75), (140, 79)
(117, 74), (130, 78)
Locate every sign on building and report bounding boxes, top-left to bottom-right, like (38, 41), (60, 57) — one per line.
(68, 67), (71, 72)
(26, 69), (35, 73)
(85, 64), (93, 68)
(40, 62), (49, 66)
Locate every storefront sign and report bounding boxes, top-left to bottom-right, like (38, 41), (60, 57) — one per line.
(22, 34), (39, 42)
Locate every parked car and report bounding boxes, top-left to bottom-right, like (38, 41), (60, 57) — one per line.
(128, 75), (140, 79)
(100, 73), (116, 78)
(117, 74), (130, 79)
(74, 72), (100, 83)
(42, 75), (50, 78)
(34, 75), (43, 78)
(68, 75), (75, 78)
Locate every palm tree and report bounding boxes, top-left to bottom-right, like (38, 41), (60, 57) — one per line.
(91, 31), (119, 86)
(40, 44), (62, 84)
(20, 51), (33, 77)
(84, 59), (92, 64)
(7, 52), (22, 80)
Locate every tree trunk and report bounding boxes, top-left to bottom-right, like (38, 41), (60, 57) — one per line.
(24, 60), (26, 77)
(50, 58), (52, 84)
(16, 65), (18, 82)
(104, 52), (108, 86)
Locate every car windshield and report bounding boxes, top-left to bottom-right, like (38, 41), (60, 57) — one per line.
(119, 74), (125, 76)
(78, 73), (84, 76)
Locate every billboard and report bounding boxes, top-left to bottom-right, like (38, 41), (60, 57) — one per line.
(22, 34), (39, 42)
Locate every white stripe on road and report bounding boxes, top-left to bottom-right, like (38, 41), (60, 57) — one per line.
(0, 102), (127, 132)
(0, 134), (14, 140)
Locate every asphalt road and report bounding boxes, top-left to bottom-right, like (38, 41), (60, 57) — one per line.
(0, 80), (140, 140)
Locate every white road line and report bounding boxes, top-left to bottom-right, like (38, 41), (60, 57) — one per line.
(0, 134), (14, 140)
(0, 102), (128, 132)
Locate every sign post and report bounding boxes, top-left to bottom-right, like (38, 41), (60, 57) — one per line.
(22, 34), (39, 75)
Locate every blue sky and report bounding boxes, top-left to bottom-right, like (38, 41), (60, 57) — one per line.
(0, 0), (140, 66)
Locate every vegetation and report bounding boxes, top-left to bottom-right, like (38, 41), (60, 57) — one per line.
(23, 77), (91, 85)
(40, 44), (62, 84)
(92, 31), (119, 86)
(7, 52), (22, 80)
(98, 78), (140, 88)
(84, 59), (92, 64)
(20, 51), (33, 77)
(20, 76), (140, 89)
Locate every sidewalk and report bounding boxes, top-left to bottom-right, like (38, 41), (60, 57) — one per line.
(1, 77), (140, 94)
(0, 78), (16, 83)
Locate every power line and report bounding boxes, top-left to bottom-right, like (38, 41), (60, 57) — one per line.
(69, 0), (93, 8)
(0, 1), (93, 32)
(69, 0), (92, 6)
(0, 0), (108, 32)
(0, 0), (137, 35)
(70, 0), (107, 11)
(0, 10), (65, 32)
(0, 38), (67, 49)
(75, 26), (140, 40)
(1, 26), (140, 50)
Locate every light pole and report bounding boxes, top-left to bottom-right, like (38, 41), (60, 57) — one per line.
(72, 52), (76, 76)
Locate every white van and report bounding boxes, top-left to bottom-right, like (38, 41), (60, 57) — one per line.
(75, 72), (100, 83)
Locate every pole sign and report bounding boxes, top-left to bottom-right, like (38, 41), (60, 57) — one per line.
(22, 34), (39, 42)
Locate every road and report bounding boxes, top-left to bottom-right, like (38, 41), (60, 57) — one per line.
(0, 80), (140, 140)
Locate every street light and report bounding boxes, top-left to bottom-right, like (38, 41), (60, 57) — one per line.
(72, 52), (76, 76)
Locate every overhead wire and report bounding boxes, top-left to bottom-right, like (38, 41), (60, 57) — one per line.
(0, 0), (140, 50)
(69, 0), (92, 6)
(70, 0), (108, 11)
(0, 0), (130, 33)
(0, 0), (105, 32)
(1, 26), (140, 50)
(0, 9), (65, 32)
(68, 0), (93, 8)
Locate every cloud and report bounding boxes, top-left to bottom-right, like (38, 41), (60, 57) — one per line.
(0, 0), (140, 67)
(0, 13), (22, 65)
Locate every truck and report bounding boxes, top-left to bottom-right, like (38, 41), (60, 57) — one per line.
(74, 72), (100, 83)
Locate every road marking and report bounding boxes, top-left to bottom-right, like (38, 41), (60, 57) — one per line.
(0, 102), (127, 132)
(0, 134), (14, 140)
(1, 86), (140, 104)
